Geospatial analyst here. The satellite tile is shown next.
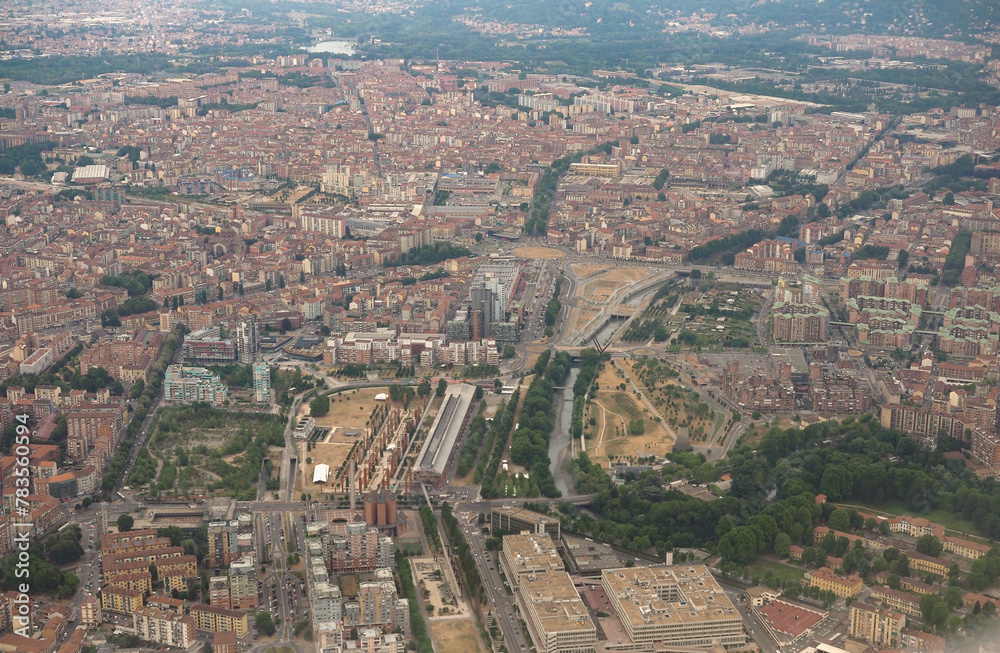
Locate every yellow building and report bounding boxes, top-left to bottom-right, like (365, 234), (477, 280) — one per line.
(106, 572), (153, 594)
(809, 567), (863, 598)
(868, 587), (921, 618)
(943, 536), (991, 560)
(907, 552), (950, 577)
(189, 603), (250, 637)
(849, 601), (905, 648)
(156, 555), (198, 594)
(101, 587), (145, 615)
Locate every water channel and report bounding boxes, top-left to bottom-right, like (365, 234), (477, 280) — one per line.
(549, 366), (579, 497)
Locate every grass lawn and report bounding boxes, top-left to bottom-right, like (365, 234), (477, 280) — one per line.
(748, 558), (805, 584)
(836, 501), (984, 539)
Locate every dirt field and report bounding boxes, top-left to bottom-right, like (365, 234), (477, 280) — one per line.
(431, 619), (485, 653)
(412, 557), (469, 618)
(584, 363), (674, 464)
(513, 246), (565, 260)
(624, 359), (717, 444)
(571, 263), (609, 278)
(299, 388), (387, 494)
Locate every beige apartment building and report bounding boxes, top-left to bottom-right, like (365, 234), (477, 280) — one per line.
(849, 601), (905, 648)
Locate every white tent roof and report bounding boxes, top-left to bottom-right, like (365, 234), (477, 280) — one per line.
(312, 463), (330, 484)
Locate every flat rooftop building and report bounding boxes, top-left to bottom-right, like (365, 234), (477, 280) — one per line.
(601, 566), (746, 650)
(501, 533), (564, 586)
(518, 571), (596, 653)
(492, 505), (560, 539)
(413, 383), (477, 488)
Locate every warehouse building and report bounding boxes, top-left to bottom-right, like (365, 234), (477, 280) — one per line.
(412, 383), (477, 488)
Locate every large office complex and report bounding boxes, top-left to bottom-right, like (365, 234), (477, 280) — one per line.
(413, 383), (477, 488)
(601, 566), (746, 649)
(501, 533), (565, 584)
(518, 570), (596, 653)
(163, 365), (228, 406)
(491, 505), (561, 539)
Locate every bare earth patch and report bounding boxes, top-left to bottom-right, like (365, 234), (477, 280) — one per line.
(512, 246), (565, 260)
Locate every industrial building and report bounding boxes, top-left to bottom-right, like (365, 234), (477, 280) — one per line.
(363, 488), (407, 537)
(413, 383), (477, 488)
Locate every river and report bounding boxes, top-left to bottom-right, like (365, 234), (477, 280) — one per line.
(592, 317), (626, 348)
(302, 40), (356, 55)
(549, 366), (579, 497)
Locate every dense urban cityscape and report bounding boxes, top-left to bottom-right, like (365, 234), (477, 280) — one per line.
(2, 1), (1000, 653)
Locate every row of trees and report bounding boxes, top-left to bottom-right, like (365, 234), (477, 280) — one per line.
(441, 502), (483, 602)
(456, 405), (496, 478)
(395, 549), (434, 653)
(506, 351), (571, 497)
(524, 143), (614, 236)
(570, 349), (604, 439)
(384, 242), (471, 267)
(101, 325), (187, 493)
(0, 141), (56, 177)
(477, 390), (520, 494)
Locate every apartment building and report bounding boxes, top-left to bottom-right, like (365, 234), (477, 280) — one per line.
(849, 601), (905, 648)
(206, 515), (254, 567)
(601, 566), (745, 649)
(181, 327), (237, 364)
(210, 575), (231, 609)
(329, 521), (395, 574)
(156, 555), (199, 594)
(252, 363), (270, 403)
(344, 580), (402, 631)
(809, 567), (863, 598)
(344, 629), (405, 653)
(879, 404), (971, 447)
(189, 603), (250, 636)
(133, 606), (197, 649)
(101, 587), (144, 615)
(771, 302), (829, 342)
(229, 555), (259, 611)
(163, 365), (228, 406)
